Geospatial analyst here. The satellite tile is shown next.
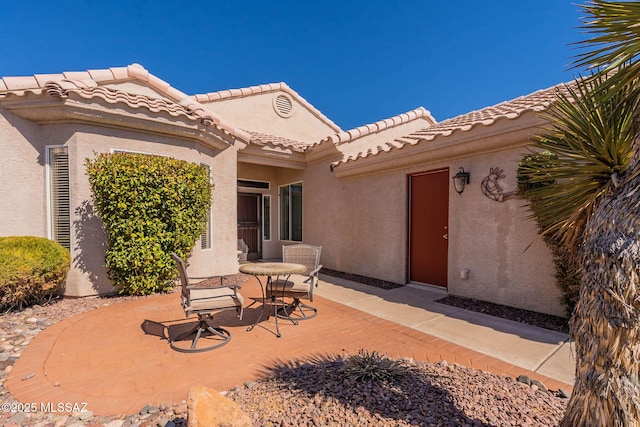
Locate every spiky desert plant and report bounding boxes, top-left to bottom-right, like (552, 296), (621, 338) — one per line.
(520, 73), (637, 251)
(517, 72), (637, 316)
(340, 350), (408, 384)
(558, 1), (640, 425)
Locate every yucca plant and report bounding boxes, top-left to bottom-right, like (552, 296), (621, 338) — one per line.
(520, 72), (637, 251)
(551, 1), (640, 425)
(340, 350), (408, 384)
(518, 72), (637, 316)
(572, 0), (640, 101)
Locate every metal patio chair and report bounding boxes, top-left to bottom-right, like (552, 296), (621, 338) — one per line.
(170, 253), (244, 353)
(267, 244), (322, 322)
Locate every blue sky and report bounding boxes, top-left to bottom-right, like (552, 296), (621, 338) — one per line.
(1, 1), (588, 130)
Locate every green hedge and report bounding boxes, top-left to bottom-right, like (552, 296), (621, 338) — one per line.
(86, 153), (212, 295)
(0, 236), (70, 310)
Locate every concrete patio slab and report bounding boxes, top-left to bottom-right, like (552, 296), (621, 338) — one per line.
(414, 309), (569, 372)
(536, 340), (576, 385)
(316, 275), (575, 386)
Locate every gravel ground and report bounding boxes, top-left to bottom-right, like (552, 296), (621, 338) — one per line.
(435, 296), (570, 334)
(230, 355), (567, 427)
(0, 276), (569, 426)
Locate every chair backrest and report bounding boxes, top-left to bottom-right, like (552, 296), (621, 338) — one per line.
(171, 253), (191, 303)
(282, 244), (322, 275)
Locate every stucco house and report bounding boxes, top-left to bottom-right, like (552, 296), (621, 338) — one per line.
(0, 63), (565, 316)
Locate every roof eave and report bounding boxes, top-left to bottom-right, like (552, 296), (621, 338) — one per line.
(0, 93), (235, 150)
(331, 112), (548, 178)
(322, 107), (435, 145)
(238, 144), (307, 170)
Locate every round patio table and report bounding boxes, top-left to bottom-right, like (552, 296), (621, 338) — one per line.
(240, 262), (306, 337)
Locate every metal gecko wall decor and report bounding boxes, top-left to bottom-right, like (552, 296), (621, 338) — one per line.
(481, 167), (515, 202)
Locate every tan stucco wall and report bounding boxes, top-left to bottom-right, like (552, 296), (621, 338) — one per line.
(67, 127), (239, 296)
(297, 117), (564, 317)
(301, 157), (407, 282)
(446, 149), (560, 315)
(300, 155), (562, 316)
(202, 91), (338, 141)
(0, 106), (49, 237)
(1, 108), (239, 297)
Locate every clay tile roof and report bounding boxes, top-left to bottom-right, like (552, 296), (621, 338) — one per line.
(0, 64), (252, 143)
(246, 131), (311, 152)
(330, 82), (574, 170)
(409, 84), (571, 141)
(0, 63), (190, 101)
(192, 82), (342, 133)
(321, 106), (434, 145)
(41, 80), (227, 128)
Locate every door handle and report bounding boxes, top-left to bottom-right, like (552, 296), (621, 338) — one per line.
(442, 234), (448, 240)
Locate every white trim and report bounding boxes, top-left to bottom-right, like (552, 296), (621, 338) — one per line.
(262, 195), (271, 242)
(237, 179), (271, 190)
(45, 147), (54, 241)
(278, 180), (303, 242)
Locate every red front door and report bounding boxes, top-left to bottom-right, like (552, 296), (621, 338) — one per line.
(409, 169), (449, 287)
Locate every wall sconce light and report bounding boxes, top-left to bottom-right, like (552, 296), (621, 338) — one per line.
(452, 167), (470, 195)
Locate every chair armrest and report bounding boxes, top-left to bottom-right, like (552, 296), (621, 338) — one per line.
(308, 265), (323, 286)
(309, 265), (323, 276)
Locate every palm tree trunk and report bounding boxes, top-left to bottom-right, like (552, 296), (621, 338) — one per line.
(561, 155), (640, 426)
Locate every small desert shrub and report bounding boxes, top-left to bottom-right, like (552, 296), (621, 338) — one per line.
(340, 349), (408, 383)
(0, 236), (70, 310)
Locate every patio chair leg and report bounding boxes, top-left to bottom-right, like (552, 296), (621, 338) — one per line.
(296, 300), (318, 320)
(276, 298), (318, 321)
(170, 315), (231, 353)
(276, 303), (299, 326)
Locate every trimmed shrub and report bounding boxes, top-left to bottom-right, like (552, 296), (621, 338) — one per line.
(85, 152), (212, 295)
(0, 236), (70, 310)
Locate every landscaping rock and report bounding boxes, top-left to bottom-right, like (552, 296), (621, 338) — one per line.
(531, 379), (548, 392)
(187, 384), (252, 427)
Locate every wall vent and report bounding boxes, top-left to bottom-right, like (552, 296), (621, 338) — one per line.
(273, 94), (293, 117)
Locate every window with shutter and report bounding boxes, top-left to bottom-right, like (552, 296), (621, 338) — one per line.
(201, 163), (212, 249)
(47, 146), (71, 250)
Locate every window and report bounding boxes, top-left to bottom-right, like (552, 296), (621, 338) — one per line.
(47, 146), (71, 250)
(200, 163), (212, 249)
(263, 195), (271, 241)
(279, 182), (302, 241)
(238, 179), (270, 190)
